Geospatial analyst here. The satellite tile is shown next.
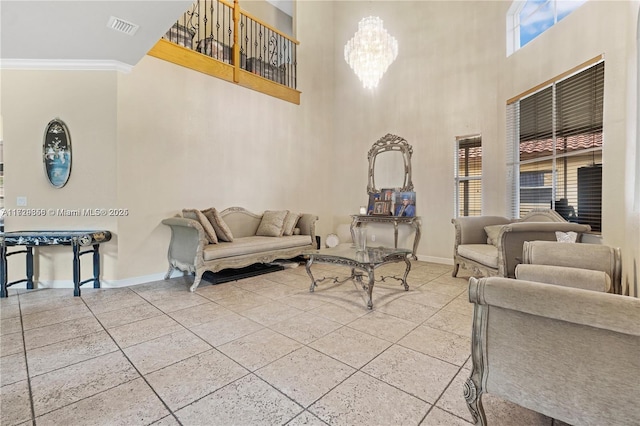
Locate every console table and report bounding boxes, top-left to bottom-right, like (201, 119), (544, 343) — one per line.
(0, 230), (112, 297)
(350, 215), (421, 260)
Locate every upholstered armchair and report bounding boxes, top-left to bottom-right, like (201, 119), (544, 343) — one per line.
(465, 276), (640, 426)
(451, 209), (591, 278)
(516, 240), (623, 294)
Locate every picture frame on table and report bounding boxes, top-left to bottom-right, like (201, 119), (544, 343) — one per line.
(393, 191), (416, 217)
(372, 200), (392, 215)
(367, 192), (381, 215)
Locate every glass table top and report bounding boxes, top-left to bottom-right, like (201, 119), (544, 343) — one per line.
(304, 244), (412, 264)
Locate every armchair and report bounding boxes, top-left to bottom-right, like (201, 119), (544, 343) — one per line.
(516, 240), (623, 294)
(465, 276), (640, 426)
(451, 209), (591, 278)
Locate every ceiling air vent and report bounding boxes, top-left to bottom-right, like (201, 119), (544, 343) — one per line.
(107, 16), (139, 36)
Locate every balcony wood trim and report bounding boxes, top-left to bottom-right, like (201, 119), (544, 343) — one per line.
(147, 39), (300, 105)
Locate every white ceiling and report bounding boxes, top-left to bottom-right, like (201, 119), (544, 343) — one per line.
(0, 1), (194, 69)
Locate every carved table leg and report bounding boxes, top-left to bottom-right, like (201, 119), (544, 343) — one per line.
(306, 257), (317, 292)
(365, 268), (375, 309)
(401, 256), (411, 291)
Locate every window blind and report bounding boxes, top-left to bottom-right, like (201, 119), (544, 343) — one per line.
(455, 135), (482, 217)
(506, 59), (604, 232)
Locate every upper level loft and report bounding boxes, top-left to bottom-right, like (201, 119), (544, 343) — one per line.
(148, 0), (300, 104)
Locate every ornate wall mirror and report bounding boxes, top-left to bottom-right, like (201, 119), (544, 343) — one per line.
(367, 133), (413, 193)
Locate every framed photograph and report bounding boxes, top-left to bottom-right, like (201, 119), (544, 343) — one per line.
(372, 200), (392, 215)
(367, 192), (381, 215)
(394, 191), (416, 217)
(380, 188), (395, 202)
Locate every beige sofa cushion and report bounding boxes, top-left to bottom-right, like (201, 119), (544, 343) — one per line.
(256, 210), (288, 237)
(203, 235), (311, 261)
(484, 224), (504, 246)
(282, 212), (301, 236)
(203, 208), (234, 242)
(183, 208), (218, 244)
(458, 244), (499, 268)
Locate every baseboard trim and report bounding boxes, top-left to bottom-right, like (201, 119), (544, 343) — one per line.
(7, 270), (188, 290)
(1, 59), (133, 73)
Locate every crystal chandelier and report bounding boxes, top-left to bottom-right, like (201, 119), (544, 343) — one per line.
(344, 16), (398, 89)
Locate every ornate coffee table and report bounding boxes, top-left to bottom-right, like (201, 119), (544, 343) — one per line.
(304, 245), (412, 309)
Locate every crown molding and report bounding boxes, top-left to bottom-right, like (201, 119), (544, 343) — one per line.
(0, 59), (133, 73)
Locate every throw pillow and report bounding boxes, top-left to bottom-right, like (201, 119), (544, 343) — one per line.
(556, 231), (578, 243)
(203, 208), (234, 242)
(282, 212), (301, 236)
(256, 210), (288, 237)
(484, 225), (504, 246)
(182, 208), (218, 244)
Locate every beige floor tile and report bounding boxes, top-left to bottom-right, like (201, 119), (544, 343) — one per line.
(420, 280), (468, 298)
(195, 283), (253, 301)
(35, 377), (170, 426)
(1, 316), (22, 335)
(1, 332), (24, 357)
(214, 292), (271, 312)
(0, 295), (20, 306)
(148, 292), (210, 313)
(424, 309), (472, 338)
(347, 311), (418, 343)
(0, 380), (33, 425)
(175, 374), (302, 425)
(24, 316), (103, 350)
(168, 301), (233, 328)
(398, 325), (471, 366)
(27, 331), (118, 377)
(309, 326), (392, 369)
(17, 288), (70, 303)
(309, 371), (430, 426)
(287, 410), (328, 426)
(251, 282), (303, 299)
(375, 297), (439, 324)
(0, 303), (21, 319)
(241, 301), (303, 326)
(94, 301), (163, 328)
(82, 289), (148, 315)
(150, 415), (181, 426)
(421, 407), (471, 425)
(403, 289), (457, 309)
(270, 311), (342, 344)
(1, 352), (27, 386)
(435, 368), (474, 423)
(362, 345), (459, 403)
(189, 312), (264, 347)
(442, 295), (474, 317)
(307, 300), (369, 325)
(146, 348), (248, 411)
(21, 304), (92, 331)
(19, 296), (85, 317)
(107, 314), (183, 348)
(256, 346), (355, 407)
(31, 351), (139, 416)
(217, 328), (302, 371)
(123, 330), (211, 374)
(278, 293), (329, 311)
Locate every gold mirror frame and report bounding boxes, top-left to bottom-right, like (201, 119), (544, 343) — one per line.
(367, 133), (413, 194)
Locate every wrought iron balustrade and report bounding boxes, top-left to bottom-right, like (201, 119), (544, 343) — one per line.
(161, 0), (297, 91)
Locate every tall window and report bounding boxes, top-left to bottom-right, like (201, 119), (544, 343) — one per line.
(506, 59), (604, 232)
(455, 135), (482, 217)
(507, 0), (587, 56)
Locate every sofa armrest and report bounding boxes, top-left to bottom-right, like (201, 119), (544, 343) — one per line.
(515, 264), (611, 292)
(451, 216), (511, 246)
(496, 222), (591, 277)
(297, 214), (318, 242)
(161, 216), (207, 266)
(469, 276), (639, 336)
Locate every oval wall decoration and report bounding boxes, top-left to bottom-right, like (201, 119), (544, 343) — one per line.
(43, 118), (72, 188)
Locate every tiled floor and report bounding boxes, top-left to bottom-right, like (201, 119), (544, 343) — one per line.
(1, 260), (561, 425)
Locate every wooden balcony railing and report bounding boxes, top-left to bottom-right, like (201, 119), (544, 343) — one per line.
(148, 0), (300, 105)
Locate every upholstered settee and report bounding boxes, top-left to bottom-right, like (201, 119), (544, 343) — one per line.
(465, 276), (640, 426)
(451, 209), (591, 278)
(162, 207), (318, 292)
